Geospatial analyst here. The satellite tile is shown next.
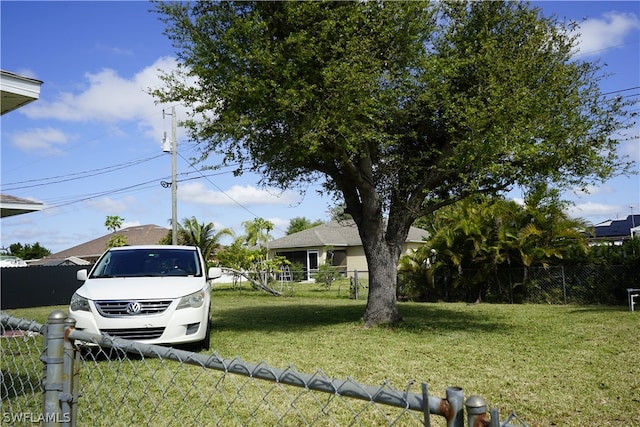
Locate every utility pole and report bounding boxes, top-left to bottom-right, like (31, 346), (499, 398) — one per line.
(163, 107), (178, 245)
(171, 106), (177, 245)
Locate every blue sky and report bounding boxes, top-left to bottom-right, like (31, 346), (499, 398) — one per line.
(1, 1), (639, 254)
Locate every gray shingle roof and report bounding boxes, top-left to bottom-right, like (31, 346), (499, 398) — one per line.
(1, 193), (44, 217)
(268, 220), (428, 249)
(0, 194), (41, 204)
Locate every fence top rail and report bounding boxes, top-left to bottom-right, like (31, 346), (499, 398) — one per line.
(0, 311), (46, 334)
(67, 327), (449, 415)
(1, 311), (528, 427)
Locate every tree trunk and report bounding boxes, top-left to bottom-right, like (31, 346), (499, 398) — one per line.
(358, 219), (404, 327)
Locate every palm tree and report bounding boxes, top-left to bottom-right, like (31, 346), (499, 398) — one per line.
(515, 184), (591, 267)
(173, 217), (235, 262)
(415, 190), (591, 302)
(241, 217), (274, 248)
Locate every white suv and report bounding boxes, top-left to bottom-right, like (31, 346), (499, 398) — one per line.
(70, 245), (221, 350)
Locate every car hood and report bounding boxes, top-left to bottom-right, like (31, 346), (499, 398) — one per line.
(76, 277), (207, 301)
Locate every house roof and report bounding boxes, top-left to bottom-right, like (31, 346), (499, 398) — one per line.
(31, 224), (170, 265)
(268, 220), (428, 250)
(1, 70), (45, 218)
(1, 70), (43, 115)
(33, 256), (92, 267)
(0, 194), (44, 218)
(595, 214), (640, 238)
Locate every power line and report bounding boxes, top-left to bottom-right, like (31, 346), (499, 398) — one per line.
(1, 154), (166, 191)
(601, 86), (640, 98)
(177, 152), (262, 216)
(18, 165), (240, 216)
(572, 38), (640, 59)
(176, 152), (292, 235)
(2, 108), (169, 175)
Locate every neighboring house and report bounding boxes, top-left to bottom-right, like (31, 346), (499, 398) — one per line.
(1, 70), (42, 115)
(32, 256), (92, 267)
(0, 194), (43, 218)
(267, 220), (428, 280)
(593, 214), (640, 245)
(31, 224), (170, 266)
(0, 255), (28, 268)
(1, 70), (44, 218)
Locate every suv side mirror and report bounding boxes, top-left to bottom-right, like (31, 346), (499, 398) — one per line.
(77, 269), (88, 281)
(207, 267), (222, 280)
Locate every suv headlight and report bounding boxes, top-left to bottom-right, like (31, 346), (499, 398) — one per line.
(177, 290), (206, 309)
(70, 293), (91, 312)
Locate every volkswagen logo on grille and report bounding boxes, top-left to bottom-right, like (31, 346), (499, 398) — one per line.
(125, 301), (142, 315)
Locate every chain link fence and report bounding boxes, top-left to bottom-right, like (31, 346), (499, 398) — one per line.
(523, 265), (638, 305)
(1, 311), (527, 427)
(0, 316), (46, 425)
(399, 265), (639, 304)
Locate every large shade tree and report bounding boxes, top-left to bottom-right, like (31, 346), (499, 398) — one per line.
(153, 1), (634, 326)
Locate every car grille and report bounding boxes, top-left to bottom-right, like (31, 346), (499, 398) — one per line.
(94, 300), (173, 317)
(100, 327), (165, 340)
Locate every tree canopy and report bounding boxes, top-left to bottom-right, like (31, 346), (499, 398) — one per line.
(4, 242), (51, 260)
(404, 187), (591, 301)
(153, 1), (634, 326)
(241, 217), (274, 248)
(160, 216), (234, 262)
(104, 215), (127, 248)
(286, 217), (324, 235)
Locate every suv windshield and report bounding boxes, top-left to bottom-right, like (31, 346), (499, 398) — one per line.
(90, 248), (202, 278)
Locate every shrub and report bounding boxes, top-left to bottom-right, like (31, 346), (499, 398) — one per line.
(289, 262), (305, 282)
(313, 264), (341, 290)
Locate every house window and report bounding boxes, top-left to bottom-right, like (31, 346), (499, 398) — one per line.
(330, 250), (347, 275)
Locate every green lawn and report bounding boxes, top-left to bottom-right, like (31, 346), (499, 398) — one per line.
(4, 281), (639, 426)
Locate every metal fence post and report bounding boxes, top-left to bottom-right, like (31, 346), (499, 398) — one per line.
(445, 386), (464, 427)
(422, 383), (431, 427)
(354, 270), (359, 300)
(42, 310), (67, 426)
(62, 317), (77, 426)
(561, 266), (567, 305)
(490, 408), (501, 427)
(465, 395), (488, 427)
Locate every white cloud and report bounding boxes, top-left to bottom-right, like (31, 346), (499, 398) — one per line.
(179, 182), (301, 206)
(2, 227), (50, 245)
(566, 201), (624, 218)
(9, 127), (74, 156)
(0, 218), (69, 250)
(121, 220), (142, 229)
(85, 197), (128, 213)
(573, 12), (640, 56)
(621, 137), (640, 162)
(572, 184), (615, 196)
(268, 217), (290, 237)
(22, 57), (180, 138)
(12, 68), (39, 80)
(94, 43), (134, 57)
